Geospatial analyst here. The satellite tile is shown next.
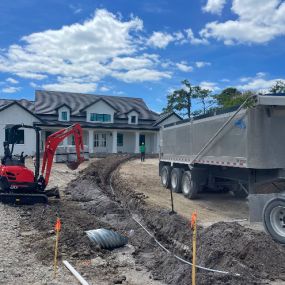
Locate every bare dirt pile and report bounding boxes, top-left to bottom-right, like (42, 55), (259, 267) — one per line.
(17, 155), (285, 284)
(112, 165), (285, 285)
(17, 155), (141, 284)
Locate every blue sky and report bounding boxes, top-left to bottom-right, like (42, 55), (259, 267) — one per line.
(0, 0), (285, 112)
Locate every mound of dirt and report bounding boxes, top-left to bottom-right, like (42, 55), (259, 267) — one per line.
(18, 155), (285, 285)
(112, 163), (285, 285)
(198, 222), (285, 281)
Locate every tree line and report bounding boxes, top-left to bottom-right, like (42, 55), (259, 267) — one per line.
(163, 80), (285, 118)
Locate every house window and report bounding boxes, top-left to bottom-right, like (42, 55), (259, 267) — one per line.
(61, 111), (68, 121)
(117, 133), (123, 147)
(5, 128), (24, 144)
(90, 113), (111, 122)
(94, 133), (107, 147)
(131, 116), (136, 124)
(71, 135), (75, 145)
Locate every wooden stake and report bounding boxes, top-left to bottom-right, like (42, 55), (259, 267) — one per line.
(54, 217), (61, 278)
(191, 211), (197, 285)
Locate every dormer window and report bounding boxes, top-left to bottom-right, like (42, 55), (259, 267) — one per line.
(61, 111), (68, 121)
(90, 113), (111, 122)
(127, 110), (139, 124)
(58, 105), (70, 121)
(82, 98), (116, 123)
(131, 116), (136, 124)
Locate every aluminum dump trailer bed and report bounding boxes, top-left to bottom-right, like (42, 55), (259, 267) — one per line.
(159, 94), (285, 243)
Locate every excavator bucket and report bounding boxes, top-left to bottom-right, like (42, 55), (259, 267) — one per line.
(66, 161), (81, 170)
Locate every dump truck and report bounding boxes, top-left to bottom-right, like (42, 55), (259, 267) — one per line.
(159, 93), (285, 243)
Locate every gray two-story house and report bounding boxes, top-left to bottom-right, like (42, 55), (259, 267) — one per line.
(0, 90), (182, 156)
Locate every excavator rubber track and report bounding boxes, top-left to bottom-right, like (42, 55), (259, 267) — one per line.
(0, 193), (48, 205)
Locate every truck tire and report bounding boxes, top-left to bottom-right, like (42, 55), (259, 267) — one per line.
(263, 197), (285, 244)
(181, 171), (199, 199)
(170, 168), (183, 193)
(229, 183), (248, 198)
(161, 165), (171, 188)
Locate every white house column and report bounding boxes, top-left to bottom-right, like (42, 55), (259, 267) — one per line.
(88, 130), (94, 154)
(135, 131), (140, 153)
(112, 130), (117, 153)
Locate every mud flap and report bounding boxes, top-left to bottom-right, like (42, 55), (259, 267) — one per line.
(0, 193), (48, 205)
(249, 193), (279, 222)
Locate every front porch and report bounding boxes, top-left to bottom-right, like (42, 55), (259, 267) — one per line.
(41, 127), (159, 155)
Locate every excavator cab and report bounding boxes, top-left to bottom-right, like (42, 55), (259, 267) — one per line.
(0, 123), (85, 205)
(2, 143), (26, 167)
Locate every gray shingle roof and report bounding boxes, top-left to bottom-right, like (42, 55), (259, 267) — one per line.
(35, 90), (159, 121)
(153, 111), (182, 126)
(0, 99), (35, 112)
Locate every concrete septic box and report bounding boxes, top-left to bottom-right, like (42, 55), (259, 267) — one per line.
(54, 145), (89, 162)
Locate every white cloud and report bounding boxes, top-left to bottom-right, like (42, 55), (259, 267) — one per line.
(195, 61), (211, 68)
(112, 69), (171, 83)
(42, 81), (97, 93)
(240, 77), (251, 82)
(15, 72), (47, 80)
(0, 9), (174, 90)
(109, 56), (153, 70)
(69, 4), (82, 14)
(176, 62), (193, 72)
(221, 78), (230, 82)
(99, 86), (111, 92)
(256, 72), (266, 78)
(146, 31), (187, 48)
(185, 28), (208, 45)
(147, 32), (175, 48)
(30, 82), (38, 88)
(237, 76), (285, 92)
(200, 81), (220, 91)
(173, 31), (185, 41)
(2, 86), (21, 93)
(6, 77), (18, 84)
(203, 0), (227, 14)
(200, 0), (285, 44)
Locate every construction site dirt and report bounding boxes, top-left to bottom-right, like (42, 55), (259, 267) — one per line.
(1, 155), (285, 284)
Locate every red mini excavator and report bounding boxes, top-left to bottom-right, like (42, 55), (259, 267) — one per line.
(0, 123), (84, 204)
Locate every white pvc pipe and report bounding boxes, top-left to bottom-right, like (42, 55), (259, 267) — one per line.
(110, 171), (241, 277)
(63, 260), (90, 285)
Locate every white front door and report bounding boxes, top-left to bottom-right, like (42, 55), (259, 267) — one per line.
(94, 133), (108, 152)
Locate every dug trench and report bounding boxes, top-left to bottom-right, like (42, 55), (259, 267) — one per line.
(18, 155), (285, 284)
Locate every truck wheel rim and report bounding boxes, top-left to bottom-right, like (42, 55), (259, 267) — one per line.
(270, 206), (285, 237)
(162, 170), (167, 185)
(183, 177), (191, 195)
(171, 173), (177, 188)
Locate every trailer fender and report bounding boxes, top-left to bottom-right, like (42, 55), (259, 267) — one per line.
(189, 167), (208, 186)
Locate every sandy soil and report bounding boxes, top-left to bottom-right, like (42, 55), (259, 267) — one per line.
(1, 156), (284, 285)
(0, 159), (91, 285)
(119, 158), (250, 227)
(0, 157), (165, 285)
(26, 158), (90, 189)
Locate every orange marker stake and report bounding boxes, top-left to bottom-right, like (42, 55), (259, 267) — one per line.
(54, 217), (61, 278)
(191, 211), (197, 285)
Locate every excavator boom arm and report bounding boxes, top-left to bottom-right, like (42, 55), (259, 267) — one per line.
(41, 124), (84, 186)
